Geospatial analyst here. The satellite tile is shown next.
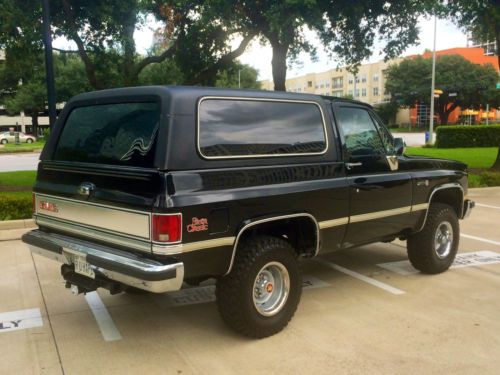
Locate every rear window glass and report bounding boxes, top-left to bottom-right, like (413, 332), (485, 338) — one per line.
(54, 102), (159, 167)
(198, 99), (327, 158)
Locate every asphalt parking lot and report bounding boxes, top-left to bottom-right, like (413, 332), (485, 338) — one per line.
(1, 187), (500, 375)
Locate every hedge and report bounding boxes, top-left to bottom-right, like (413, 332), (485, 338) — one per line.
(436, 125), (500, 148)
(0, 195), (32, 221)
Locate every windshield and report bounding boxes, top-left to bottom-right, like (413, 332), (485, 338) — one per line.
(53, 102), (160, 168)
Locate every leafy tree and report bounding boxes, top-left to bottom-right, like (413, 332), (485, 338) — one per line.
(207, 1), (435, 91)
(215, 63), (259, 89)
(448, 0), (500, 69)
(373, 102), (400, 126)
(385, 55), (499, 125)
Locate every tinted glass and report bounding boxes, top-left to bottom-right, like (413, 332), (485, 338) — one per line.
(54, 102), (160, 167)
(370, 111), (395, 154)
(336, 107), (385, 156)
(199, 99), (326, 157)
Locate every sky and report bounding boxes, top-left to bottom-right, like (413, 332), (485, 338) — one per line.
(55, 15), (468, 81)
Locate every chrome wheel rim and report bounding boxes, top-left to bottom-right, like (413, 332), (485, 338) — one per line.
(253, 261), (290, 317)
(434, 221), (453, 259)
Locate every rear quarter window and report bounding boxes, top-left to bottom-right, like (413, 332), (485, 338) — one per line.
(198, 98), (327, 158)
(54, 102), (159, 167)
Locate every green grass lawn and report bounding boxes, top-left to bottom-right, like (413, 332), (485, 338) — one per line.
(0, 140), (45, 153)
(405, 147), (498, 169)
(0, 170), (37, 187)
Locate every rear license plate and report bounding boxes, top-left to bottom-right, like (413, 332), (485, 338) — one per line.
(68, 253), (95, 279)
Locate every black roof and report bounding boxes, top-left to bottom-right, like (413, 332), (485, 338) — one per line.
(68, 85), (372, 109)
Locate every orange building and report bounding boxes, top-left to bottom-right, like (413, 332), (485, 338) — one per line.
(409, 47), (498, 126)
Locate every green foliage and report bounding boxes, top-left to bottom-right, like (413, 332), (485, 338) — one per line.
(0, 142), (45, 154)
(373, 102), (399, 125)
(435, 126), (500, 148)
(405, 146), (498, 169)
(138, 59), (184, 86)
(468, 171), (500, 188)
(386, 55), (500, 124)
(215, 64), (260, 89)
(0, 194), (32, 220)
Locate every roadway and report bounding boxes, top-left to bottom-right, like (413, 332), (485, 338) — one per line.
(0, 153), (40, 172)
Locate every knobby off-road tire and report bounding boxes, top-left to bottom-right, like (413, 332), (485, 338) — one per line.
(216, 235), (302, 338)
(407, 203), (459, 274)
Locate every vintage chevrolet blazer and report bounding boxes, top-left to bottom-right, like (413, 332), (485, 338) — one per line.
(22, 86), (474, 338)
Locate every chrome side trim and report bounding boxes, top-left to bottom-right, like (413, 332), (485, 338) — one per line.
(225, 213), (321, 276)
(318, 217), (349, 229)
(197, 96), (329, 160)
(349, 206), (412, 223)
(386, 155), (399, 171)
(35, 215), (152, 253)
(153, 237), (235, 255)
(416, 182), (464, 232)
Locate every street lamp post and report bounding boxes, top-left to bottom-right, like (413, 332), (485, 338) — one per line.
(428, 15), (437, 145)
(41, 0), (57, 130)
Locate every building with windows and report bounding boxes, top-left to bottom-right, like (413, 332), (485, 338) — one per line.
(260, 58), (402, 107)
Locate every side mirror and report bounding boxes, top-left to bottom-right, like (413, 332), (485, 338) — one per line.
(394, 137), (405, 156)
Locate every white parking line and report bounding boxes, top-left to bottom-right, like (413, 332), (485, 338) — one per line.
(85, 292), (122, 342)
(314, 259), (405, 295)
(461, 234), (500, 247)
(475, 203), (500, 210)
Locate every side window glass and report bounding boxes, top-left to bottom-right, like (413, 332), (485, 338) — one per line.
(370, 112), (395, 154)
(336, 107), (386, 157)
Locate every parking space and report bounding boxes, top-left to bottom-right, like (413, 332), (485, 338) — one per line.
(1, 191), (500, 374)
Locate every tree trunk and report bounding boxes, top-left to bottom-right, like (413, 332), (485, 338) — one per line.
(270, 41), (288, 91)
(122, 10), (138, 86)
(31, 112), (38, 137)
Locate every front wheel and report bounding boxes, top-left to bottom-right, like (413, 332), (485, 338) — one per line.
(26, 138), (33, 144)
(216, 235), (302, 338)
(407, 203), (459, 274)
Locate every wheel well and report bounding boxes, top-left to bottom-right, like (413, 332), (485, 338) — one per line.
(237, 216), (319, 258)
(430, 188), (463, 217)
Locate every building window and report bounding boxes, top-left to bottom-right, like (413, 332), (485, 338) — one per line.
(307, 81), (312, 88)
(348, 76), (354, 85)
(348, 90), (353, 96)
(373, 87), (379, 96)
(361, 88), (366, 97)
(373, 74), (379, 82)
(325, 83), (330, 88)
(332, 90), (343, 97)
(332, 77), (343, 89)
(354, 89), (360, 97)
(361, 74), (367, 83)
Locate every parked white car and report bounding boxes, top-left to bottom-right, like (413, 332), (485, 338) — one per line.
(0, 131), (37, 144)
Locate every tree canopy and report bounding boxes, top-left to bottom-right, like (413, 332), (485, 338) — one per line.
(385, 54), (500, 124)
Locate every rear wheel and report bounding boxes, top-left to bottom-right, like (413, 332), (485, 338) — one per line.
(216, 235), (302, 338)
(26, 138), (33, 144)
(0, 139), (7, 144)
(407, 203), (459, 274)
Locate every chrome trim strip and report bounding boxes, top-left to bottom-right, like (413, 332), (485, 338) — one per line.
(153, 237), (235, 255)
(26, 230), (184, 293)
(416, 182), (464, 232)
(349, 206), (412, 223)
(35, 215), (152, 253)
(151, 212), (183, 245)
(226, 213), (321, 276)
(318, 217), (349, 229)
(197, 96), (329, 160)
(35, 193), (151, 239)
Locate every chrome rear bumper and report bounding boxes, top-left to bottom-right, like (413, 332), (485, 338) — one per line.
(22, 230), (184, 293)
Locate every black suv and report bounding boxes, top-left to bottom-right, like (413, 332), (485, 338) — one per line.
(23, 86), (474, 338)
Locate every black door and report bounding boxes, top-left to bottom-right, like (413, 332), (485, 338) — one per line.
(333, 104), (412, 247)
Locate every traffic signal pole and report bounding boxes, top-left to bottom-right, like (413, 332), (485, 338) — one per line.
(41, 0), (57, 130)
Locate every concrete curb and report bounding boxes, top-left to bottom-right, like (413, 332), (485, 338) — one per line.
(0, 219), (35, 241)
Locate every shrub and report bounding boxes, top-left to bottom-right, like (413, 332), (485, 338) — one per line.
(436, 125), (500, 148)
(0, 195), (32, 220)
(468, 171), (500, 188)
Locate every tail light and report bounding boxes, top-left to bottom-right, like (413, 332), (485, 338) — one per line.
(152, 214), (182, 243)
(32, 193), (36, 214)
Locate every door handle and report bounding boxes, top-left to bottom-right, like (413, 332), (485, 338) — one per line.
(345, 162), (362, 170)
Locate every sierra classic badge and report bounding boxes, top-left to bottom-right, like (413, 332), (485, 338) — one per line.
(187, 217), (208, 233)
